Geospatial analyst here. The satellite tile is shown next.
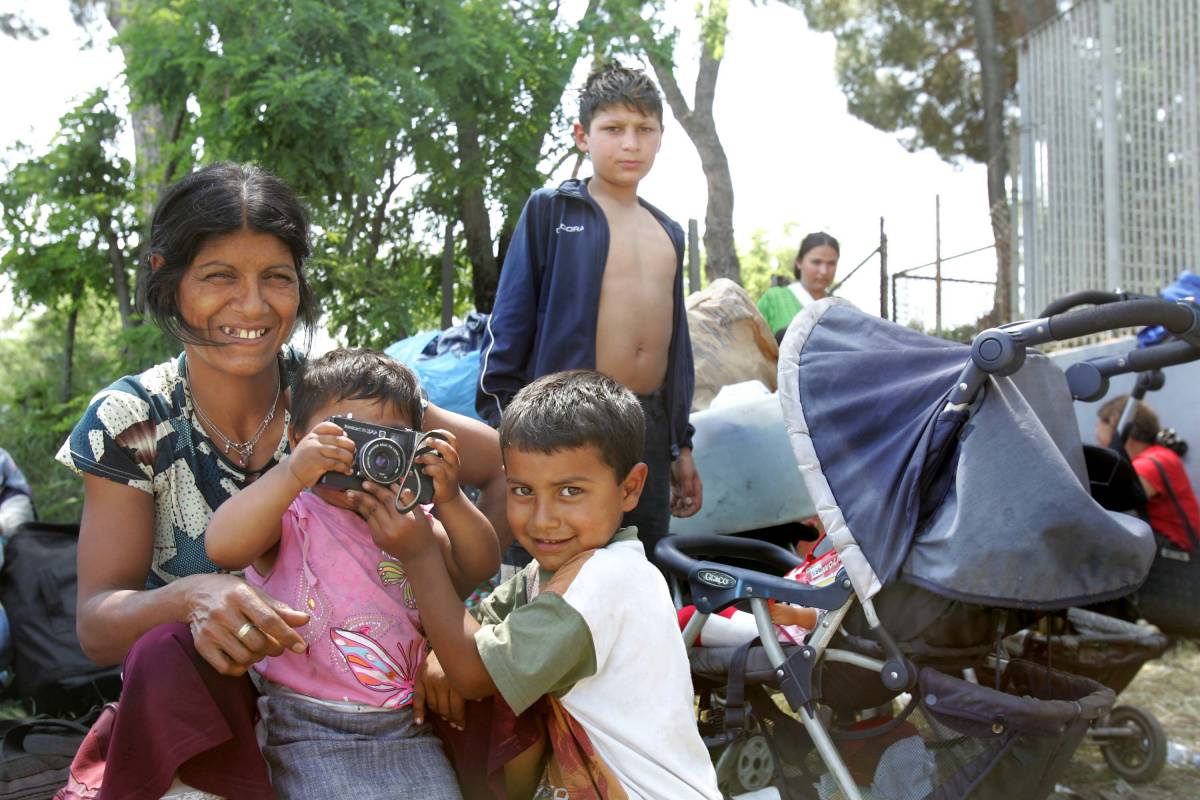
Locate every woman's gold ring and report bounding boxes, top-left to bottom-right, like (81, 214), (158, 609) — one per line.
(235, 622), (256, 641)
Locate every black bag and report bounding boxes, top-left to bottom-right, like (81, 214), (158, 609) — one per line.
(0, 523), (120, 717)
(0, 716), (90, 800)
(1134, 459), (1200, 637)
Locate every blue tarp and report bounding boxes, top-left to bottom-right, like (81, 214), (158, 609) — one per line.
(384, 315), (488, 422)
(1138, 270), (1200, 347)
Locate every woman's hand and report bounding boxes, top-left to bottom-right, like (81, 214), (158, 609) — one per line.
(413, 651), (466, 730)
(417, 429), (463, 506)
(183, 573), (310, 676)
(286, 420), (355, 489)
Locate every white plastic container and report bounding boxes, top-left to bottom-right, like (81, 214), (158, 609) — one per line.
(669, 392), (814, 536)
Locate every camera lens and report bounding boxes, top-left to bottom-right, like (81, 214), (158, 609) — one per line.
(360, 438), (405, 484)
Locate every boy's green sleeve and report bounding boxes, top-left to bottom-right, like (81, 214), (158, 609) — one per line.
(474, 593), (597, 715)
(470, 569), (528, 625)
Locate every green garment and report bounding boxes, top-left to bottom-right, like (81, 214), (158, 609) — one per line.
(757, 285), (804, 336)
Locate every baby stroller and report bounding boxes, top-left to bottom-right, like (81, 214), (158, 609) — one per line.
(1054, 290), (1200, 638)
(658, 295), (1200, 799)
(1001, 289), (1200, 783)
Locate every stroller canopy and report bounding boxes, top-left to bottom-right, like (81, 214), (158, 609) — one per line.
(778, 299), (1155, 609)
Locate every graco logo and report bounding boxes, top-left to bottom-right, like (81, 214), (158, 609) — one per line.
(556, 223), (584, 234)
(696, 569), (735, 589)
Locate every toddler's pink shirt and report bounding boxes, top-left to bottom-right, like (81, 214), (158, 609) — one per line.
(246, 491), (428, 709)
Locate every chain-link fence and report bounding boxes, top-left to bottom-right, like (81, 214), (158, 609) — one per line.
(1016, 0), (1200, 317)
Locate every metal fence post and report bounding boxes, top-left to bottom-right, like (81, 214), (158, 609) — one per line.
(687, 219), (701, 294)
(879, 217), (888, 320)
(1100, 0), (1122, 292)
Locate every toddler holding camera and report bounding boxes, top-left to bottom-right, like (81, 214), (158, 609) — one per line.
(206, 348), (498, 799)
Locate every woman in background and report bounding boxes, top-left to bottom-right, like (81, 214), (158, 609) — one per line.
(756, 231), (840, 341)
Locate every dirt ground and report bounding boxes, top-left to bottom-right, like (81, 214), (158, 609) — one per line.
(1049, 639), (1200, 800)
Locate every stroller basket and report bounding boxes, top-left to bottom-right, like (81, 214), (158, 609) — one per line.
(807, 660), (1113, 800)
(1007, 607), (1169, 695)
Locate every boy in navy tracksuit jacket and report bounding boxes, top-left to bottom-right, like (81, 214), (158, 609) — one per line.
(477, 64), (702, 569)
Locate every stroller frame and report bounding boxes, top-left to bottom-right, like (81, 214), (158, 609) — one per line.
(666, 536), (905, 800)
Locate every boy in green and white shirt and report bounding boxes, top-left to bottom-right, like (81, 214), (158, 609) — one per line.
(354, 370), (719, 799)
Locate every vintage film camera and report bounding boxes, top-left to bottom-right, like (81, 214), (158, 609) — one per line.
(319, 415), (444, 511)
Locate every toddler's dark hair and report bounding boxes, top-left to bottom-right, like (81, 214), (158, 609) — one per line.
(499, 370), (645, 480)
(578, 62), (664, 131)
(291, 349), (423, 434)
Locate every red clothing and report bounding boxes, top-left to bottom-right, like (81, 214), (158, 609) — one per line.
(1132, 444), (1200, 551)
(97, 623), (275, 800)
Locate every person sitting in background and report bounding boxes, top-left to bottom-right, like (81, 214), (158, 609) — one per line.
(1096, 395), (1199, 551)
(757, 231), (840, 342)
(0, 446), (33, 687)
(0, 447), (34, 539)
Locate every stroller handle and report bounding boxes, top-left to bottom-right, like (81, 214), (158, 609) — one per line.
(1039, 290), (1128, 317)
(1066, 338), (1200, 401)
(949, 298), (1200, 406)
(1045, 298), (1199, 343)
(654, 534), (853, 615)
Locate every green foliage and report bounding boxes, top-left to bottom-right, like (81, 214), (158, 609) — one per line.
(788, 0), (1019, 165)
(0, 0), (626, 517)
(0, 89), (135, 313)
(0, 303), (172, 521)
(738, 228), (798, 301)
(407, 0), (601, 222)
(905, 318), (982, 343)
(697, 0), (730, 60)
(0, 12), (47, 40)
(112, 0), (606, 337)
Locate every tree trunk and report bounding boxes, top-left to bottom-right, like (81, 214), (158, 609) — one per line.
(646, 8), (741, 285)
(972, 0), (1012, 324)
(695, 125), (739, 285)
(104, 2), (186, 228)
(456, 113), (499, 312)
(102, 218), (136, 329)
(441, 221), (456, 330)
(62, 280), (85, 404)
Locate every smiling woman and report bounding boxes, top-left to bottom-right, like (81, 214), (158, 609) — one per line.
(54, 163), (506, 799)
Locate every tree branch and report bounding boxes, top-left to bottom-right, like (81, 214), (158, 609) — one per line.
(646, 48), (693, 131)
(694, 47), (722, 119)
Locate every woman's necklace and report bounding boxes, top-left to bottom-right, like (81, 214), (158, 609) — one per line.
(186, 367), (281, 469)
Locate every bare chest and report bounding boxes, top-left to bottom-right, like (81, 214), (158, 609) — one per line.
(593, 205), (678, 392)
(596, 207), (677, 306)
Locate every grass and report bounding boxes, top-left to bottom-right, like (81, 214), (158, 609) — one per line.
(1051, 638), (1200, 799)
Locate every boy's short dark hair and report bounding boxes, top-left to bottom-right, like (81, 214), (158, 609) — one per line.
(578, 62), (664, 131)
(499, 370), (645, 480)
(291, 348), (424, 434)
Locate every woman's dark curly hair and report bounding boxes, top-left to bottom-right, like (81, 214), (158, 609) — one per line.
(136, 162), (317, 345)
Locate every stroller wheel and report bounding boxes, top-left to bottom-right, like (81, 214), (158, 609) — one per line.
(721, 734), (775, 794)
(1100, 704), (1167, 784)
